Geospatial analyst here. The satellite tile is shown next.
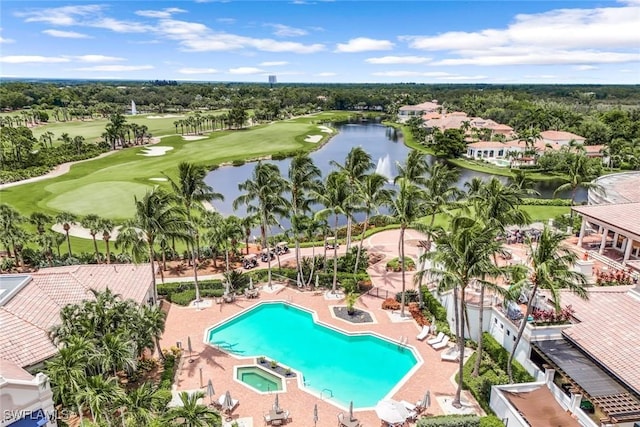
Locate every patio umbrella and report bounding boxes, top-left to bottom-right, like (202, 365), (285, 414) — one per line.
(313, 403), (318, 427)
(222, 390), (234, 413)
(206, 379), (215, 405)
(249, 277), (254, 290)
(274, 393), (280, 412)
(374, 400), (410, 425)
(225, 281), (231, 295)
(348, 401), (354, 421)
(419, 391), (431, 410)
(187, 336), (193, 362)
(315, 274), (319, 289)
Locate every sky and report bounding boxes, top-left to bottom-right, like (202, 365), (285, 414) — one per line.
(1, 0), (639, 84)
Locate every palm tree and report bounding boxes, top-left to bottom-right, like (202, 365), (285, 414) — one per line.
(141, 304), (167, 360)
(553, 152), (603, 213)
(116, 188), (188, 302)
(314, 172), (352, 294)
(384, 177), (426, 317)
(353, 173), (394, 275)
(216, 215), (244, 277)
(77, 375), (124, 424)
(29, 212), (52, 235)
(0, 204), (25, 259)
(233, 162), (289, 288)
(81, 214), (103, 263)
(118, 382), (165, 426)
(507, 227), (588, 382)
(330, 147), (373, 251)
(287, 153), (322, 281)
(45, 343), (89, 409)
(424, 214), (501, 407)
(55, 211), (77, 257)
(240, 214), (259, 255)
(164, 391), (221, 426)
(509, 169), (540, 196)
(98, 218), (115, 264)
(394, 150), (430, 186)
(100, 332), (137, 376)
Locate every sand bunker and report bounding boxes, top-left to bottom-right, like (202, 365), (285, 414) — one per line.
(305, 135), (323, 143)
(182, 135), (207, 141)
(149, 177), (168, 182)
(138, 146), (174, 157)
(52, 224), (121, 240)
(318, 125), (333, 133)
(146, 114), (186, 119)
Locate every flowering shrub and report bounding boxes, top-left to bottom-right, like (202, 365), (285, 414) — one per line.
(595, 269), (633, 286)
(531, 305), (575, 325)
(382, 298), (400, 310)
(408, 302), (429, 326)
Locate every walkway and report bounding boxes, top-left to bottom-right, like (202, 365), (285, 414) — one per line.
(161, 229), (483, 427)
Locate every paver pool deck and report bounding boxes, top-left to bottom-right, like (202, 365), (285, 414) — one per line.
(161, 229), (483, 426)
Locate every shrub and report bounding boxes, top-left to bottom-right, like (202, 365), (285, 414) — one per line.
(480, 333), (534, 383)
(479, 415), (504, 427)
(381, 298), (400, 310)
(232, 159), (245, 166)
(386, 256), (415, 272)
(395, 289), (419, 303)
(417, 415), (480, 427)
(521, 197), (572, 206)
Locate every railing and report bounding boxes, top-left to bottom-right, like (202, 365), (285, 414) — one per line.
(366, 287), (390, 299)
(588, 250), (640, 280)
(320, 388), (333, 399)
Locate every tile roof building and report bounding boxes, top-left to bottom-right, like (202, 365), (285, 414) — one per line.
(540, 130), (586, 146)
(0, 264), (154, 369)
(397, 101), (439, 123)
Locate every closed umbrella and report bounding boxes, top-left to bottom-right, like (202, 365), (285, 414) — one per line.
(313, 403), (318, 427)
(206, 379), (215, 405)
(222, 390), (234, 413)
(187, 336), (193, 363)
(315, 274), (319, 289)
(374, 400), (409, 424)
(348, 401), (354, 421)
(419, 390), (431, 410)
(274, 394), (280, 412)
(249, 277), (254, 290)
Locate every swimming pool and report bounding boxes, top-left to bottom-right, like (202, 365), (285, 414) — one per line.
(235, 365), (284, 393)
(206, 302), (419, 408)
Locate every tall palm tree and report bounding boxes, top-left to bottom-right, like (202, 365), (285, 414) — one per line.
(507, 227), (588, 382)
(215, 215), (244, 277)
(233, 162), (289, 288)
(45, 343), (89, 409)
(0, 204), (25, 259)
(55, 211), (77, 257)
(240, 214), (259, 255)
(287, 153), (322, 281)
(81, 214), (103, 263)
(29, 212), (52, 235)
(141, 304), (167, 360)
(164, 391), (221, 427)
(353, 173), (394, 275)
(98, 218), (115, 264)
(330, 147), (373, 251)
(509, 169), (540, 197)
(100, 332), (137, 376)
(77, 375), (124, 424)
(116, 188), (188, 302)
(394, 150), (429, 186)
(424, 214), (501, 407)
(314, 172), (352, 294)
(384, 177), (426, 317)
(553, 152), (603, 213)
(118, 382), (165, 426)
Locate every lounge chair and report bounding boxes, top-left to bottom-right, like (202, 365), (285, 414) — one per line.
(441, 346), (460, 362)
(426, 332), (445, 346)
(416, 325), (430, 340)
(401, 400), (418, 420)
(432, 335), (450, 350)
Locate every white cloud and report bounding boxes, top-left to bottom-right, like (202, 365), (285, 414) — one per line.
(402, 2), (640, 66)
(16, 5), (102, 26)
(436, 75), (488, 81)
(260, 61), (288, 66)
(366, 56), (431, 64)
(73, 55), (125, 63)
(574, 65), (598, 71)
(229, 67), (265, 75)
(135, 8), (186, 18)
(178, 68), (218, 74)
(268, 24), (308, 37)
(0, 55), (70, 64)
(335, 37), (394, 53)
(91, 18), (154, 33)
(156, 19), (325, 53)
(74, 65), (154, 72)
(42, 29), (92, 38)
(523, 74), (558, 79)
(372, 71), (452, 77)
(316, 72), (337, 77)
(217, 18), (236, 24)
(0, 36), (14, 44)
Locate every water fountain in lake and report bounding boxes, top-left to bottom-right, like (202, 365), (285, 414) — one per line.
(130, 100), (137, 115)
(375, 154), (393, 182)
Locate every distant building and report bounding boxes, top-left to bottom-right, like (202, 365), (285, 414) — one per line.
(540, 130), (586, 146)
(268, 75), (277, 86)
(397, 101), (439, 123)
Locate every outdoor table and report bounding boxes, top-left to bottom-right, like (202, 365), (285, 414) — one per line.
(269, 410), (287, 424)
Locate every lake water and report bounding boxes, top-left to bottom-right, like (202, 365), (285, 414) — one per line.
(204, 122), (584, 222)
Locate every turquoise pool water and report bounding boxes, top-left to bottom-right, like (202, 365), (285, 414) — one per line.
(207, 302), (418, 408)
(236, 366), (283, 392)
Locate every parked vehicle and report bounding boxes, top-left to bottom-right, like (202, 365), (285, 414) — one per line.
(325, 237), (339, 249)
(275, 241), (290, 255)
(242, 254), (259, 269)
(261, 248), (276, 262)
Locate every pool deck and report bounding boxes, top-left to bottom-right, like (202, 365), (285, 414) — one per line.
(161, 229), (483, 426)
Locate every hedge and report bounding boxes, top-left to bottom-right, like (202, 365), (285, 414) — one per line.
(479, 415), (504, 427)
(417, 415), (480, 427)
(521, 198), (572, 206)
(481, 332), (534, 383)
(421, 288), (452, 336)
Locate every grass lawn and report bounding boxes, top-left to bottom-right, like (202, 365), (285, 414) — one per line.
(1, 117), (332, 220)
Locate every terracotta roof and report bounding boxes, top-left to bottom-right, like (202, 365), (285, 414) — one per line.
(572, 202), (640, 239)
(399, 101), (439, 112)
(557, 286), (640, 395)
(0, 357), (34, 381)
(467, 139), (559, 152)
(541, 130), (585, 141)
(0, 264), (152, 368)
(504, 386), (580, 427)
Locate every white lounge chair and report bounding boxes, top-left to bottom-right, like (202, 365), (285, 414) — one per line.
(441, 346), (460, 362)
(426, 332), (445, 346)
(416, 325), (430, 340)
(432, 335), (450, 350)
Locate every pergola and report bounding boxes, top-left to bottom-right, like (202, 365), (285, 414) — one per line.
(573, 202), (640, 265)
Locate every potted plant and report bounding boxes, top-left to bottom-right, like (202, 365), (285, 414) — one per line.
(270, 359), (278, 369)
(285, 368), (292, 376)
(258, 356), (266, 364)
(346, 292), (357, 315)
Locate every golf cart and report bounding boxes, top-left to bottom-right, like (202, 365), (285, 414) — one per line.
(242, 254), (259, 269)
(325, 237), (339, 250)
(260, 248), (276, 262)
(275, 241), (290, 255)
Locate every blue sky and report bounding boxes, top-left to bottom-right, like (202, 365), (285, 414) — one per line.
(1, 0), (639, 84)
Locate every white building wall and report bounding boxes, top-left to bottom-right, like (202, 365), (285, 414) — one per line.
(0, 373), (58, 427)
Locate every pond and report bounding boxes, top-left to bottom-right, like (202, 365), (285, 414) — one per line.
(204, 122), (584, 222)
